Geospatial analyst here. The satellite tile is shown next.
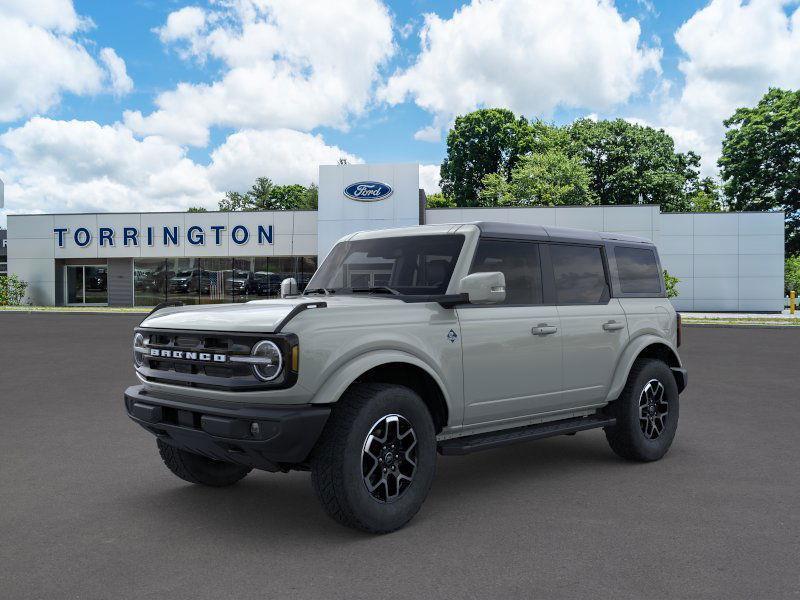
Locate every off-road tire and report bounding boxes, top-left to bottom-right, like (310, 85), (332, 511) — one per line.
(604, 359), (679, 462)
(157, 439), (252, 486)
(310, 383), (437, 534)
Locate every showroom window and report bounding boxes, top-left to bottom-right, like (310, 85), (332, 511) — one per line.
(66, 265), (108, 305)
(133, 256), (317, 307)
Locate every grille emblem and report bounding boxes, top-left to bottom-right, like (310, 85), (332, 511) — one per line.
(149, 349), (227, 362)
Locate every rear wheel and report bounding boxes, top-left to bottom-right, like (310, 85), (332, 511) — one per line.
(605, 359), (679, 462)
(157, 439), (252, 486)
(310, 383), (437, 534)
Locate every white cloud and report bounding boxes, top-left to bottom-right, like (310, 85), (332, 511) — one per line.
(380, 0), (661, 141)
(0, 118), (362, 218)
(656, 0), (800, 174)
(156, 6), (207, 44)
(0, 2), (132, 122)
(419, 164), (442, 195)
(100, 48), (134, 96)
(126, 0), (394, 146)
(206, 129), (361, 193)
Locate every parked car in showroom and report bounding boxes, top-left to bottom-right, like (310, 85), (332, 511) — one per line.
(253, 271), (283, 296)
(125, 222), (686, 533)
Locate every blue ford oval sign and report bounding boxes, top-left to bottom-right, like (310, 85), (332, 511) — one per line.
(344, 181), (393, 202)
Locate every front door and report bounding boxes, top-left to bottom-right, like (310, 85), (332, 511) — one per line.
(458, 239), (563, 427)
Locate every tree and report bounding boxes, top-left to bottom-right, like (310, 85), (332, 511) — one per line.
(219, 177), (319, 211)
(508, 151), (594, 207)
(478, 151), (593, 207)
(719, 88), (800, 254)
(0, 274), (28, 305)
(425, 192), (456, 208)
(440, 108), (540, 206)
(663, 270), (680, 299)
(187, 206), (208, 213)
(785, 255), (800, 295)
(566, 118), (700, 211)
(686, 177), (725, 212)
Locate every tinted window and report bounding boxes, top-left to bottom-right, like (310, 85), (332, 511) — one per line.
(551, 244), (608, 304)
(308, 235), (464, 296)
(615, 247), (662, 294)
(470, 240), (542, 305)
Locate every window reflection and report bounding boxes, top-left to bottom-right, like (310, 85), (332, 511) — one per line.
(133, 256), (317, 307)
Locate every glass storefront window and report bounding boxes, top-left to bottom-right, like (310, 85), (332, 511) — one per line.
(66, 265), (108, 305)
(132, 255), (318, 307)
(134, 259), (168, 307)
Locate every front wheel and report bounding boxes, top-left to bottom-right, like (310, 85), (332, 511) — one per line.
(310, 383), (437, 534)
(604, 359), (680, 462)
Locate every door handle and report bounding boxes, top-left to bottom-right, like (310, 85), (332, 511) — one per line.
(532, 324), (558, 336)
(603, 320), (625, 331)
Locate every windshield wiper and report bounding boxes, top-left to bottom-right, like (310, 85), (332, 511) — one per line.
(303, 287), (335, 296)
(350, 286), (400, 295)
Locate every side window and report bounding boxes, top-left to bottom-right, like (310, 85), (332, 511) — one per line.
(550, 244), (609, 304)
(470, 240), (543, 305)
(614, 246), (662, 294)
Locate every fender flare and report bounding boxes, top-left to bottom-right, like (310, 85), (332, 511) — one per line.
(309, 349), (455, 415)
(605, 334), (682, 402)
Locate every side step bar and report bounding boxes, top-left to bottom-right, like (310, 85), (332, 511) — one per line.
(438, 415), (616, 456)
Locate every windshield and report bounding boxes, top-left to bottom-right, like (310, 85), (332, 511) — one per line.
(306, 234), (464, 296)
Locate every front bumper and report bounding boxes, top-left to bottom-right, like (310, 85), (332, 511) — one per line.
(124, 385), (330, 471)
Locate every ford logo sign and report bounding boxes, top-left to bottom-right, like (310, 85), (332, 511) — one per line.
(344, 181), (393, 202)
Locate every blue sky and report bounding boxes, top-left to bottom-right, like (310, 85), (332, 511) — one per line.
(1, 0), (798, 222)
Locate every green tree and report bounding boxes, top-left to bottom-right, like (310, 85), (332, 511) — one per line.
(187, 206), (208, 213)
(785, 255), (800, 295)
(478, 151), (593, 207)
(270, 184), (310, 210)
(218, 190), (252, 212)
(566, 118), (700, 211)
(0, 274), (28, 305)
(686, 177), (725, 212)
(507, 151), (594, 207)
(440, 108), (541, 206)
(719, 88), (800, 254)
(303, 183), (319, 210)
(425, 192), (456, 208)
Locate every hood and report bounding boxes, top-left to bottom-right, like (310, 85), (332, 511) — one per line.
(139, 295), (402, 333)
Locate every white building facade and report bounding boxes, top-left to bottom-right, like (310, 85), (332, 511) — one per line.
(6, 162), (785, 311)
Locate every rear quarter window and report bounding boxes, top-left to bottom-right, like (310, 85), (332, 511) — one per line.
(614, 246), (662, 294)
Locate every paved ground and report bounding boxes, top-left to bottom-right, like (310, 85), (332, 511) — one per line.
(1, 314), (798, 599)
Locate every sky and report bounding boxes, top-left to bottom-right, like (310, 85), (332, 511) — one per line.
(1, 0), (800, 225)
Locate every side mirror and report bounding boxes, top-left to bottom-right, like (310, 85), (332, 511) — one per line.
(457, 272), (506, 304)
(280, 277), (298, 298)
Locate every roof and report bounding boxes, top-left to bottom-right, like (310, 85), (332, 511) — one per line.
(469, 221), (653, 245)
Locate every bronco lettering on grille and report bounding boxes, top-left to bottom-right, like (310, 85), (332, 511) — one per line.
(150, 349), (227, 362)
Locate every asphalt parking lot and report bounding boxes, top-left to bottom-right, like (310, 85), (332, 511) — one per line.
(1, 313), (798, 599)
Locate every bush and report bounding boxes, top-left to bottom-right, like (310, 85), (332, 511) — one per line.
(0, 274), (29, 305)
(785, 255), (800, 295)
(663, 270), (679, 299)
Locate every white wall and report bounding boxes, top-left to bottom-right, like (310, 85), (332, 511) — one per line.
(318, 163), (420, 260)
(660, 212), (784, 312)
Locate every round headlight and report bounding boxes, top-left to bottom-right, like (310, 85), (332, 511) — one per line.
(133, 332), (145, 367)
(251, 340), (283, 381)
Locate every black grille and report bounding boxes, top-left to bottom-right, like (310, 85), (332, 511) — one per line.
(135, 328), (297, 391)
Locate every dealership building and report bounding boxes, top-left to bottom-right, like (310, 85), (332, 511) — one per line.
(6, 162), (785, 312)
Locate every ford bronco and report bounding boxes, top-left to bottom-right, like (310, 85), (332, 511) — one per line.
(125, 222), (687, 533)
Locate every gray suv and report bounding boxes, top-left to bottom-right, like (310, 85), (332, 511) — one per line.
(125, 222), (686, 533)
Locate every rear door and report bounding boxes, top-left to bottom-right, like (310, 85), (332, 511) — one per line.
(550, 243), (629, 408)
(458, 239), (563, 427)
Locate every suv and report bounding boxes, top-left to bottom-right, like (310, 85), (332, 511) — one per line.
(125, 223), (686, 533)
